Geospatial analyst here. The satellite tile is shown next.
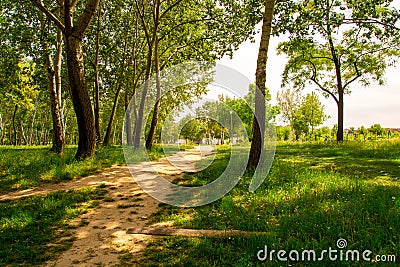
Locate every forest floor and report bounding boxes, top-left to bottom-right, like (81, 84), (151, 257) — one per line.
(0, 147), (215, 266)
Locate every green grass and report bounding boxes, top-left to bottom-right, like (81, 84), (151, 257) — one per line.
(0, 186), (107, 265)
(0, 144), (183, 265)
(0, 145), (166, 195)
(137, 139), (400, 266)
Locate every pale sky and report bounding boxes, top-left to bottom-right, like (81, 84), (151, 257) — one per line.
(217, 29), (400, 129)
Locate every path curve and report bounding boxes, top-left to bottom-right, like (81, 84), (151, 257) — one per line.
(1, 147), (214, 266)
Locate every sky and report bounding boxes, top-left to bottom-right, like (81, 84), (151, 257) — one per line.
(216, 28), (400, 129)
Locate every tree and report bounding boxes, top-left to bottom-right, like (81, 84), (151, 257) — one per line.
(141, 0), (265, 150)
(28, 0), (100, 159)
(276, 88), (302, 125)
(359, 125), (368, 141)
(298, 92), (326, 134)
(368, 123), (384, 138)
(40, 15), (65, 153)
(248, 0), (276, 169)
(275, 0), (400, 142)
(179, 116), (206, 142)
(290, 92), (326, 140)
(276, 125), (291, 141)
(291, 108), (308, 140)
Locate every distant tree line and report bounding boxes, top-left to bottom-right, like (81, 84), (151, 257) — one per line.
(276, 123), (400, 142)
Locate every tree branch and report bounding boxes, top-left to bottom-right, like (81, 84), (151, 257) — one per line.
(29, 0), (65, 32)
(342, 18), (400, 31)
(304, 58), (339, 105)
(135, 0), (151, 46)
(159, 0), (184, 21)
(343, 62), (362, 90)
(74, 0), (100, 38)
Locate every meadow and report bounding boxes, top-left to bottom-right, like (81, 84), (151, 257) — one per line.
(135, 140), (400, 266)
(0, 140), (399, 266)
(0, 145), (167, 265)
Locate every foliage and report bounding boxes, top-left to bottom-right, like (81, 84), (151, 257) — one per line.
(275, 125), (291, 141)
(274, 0), (400, 141)
(1, 0), (264, 151)
(179, 116), (207, 142)
(276, 88), (302, 125)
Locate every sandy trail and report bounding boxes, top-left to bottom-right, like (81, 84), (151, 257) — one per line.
(0, 147), (215, 266)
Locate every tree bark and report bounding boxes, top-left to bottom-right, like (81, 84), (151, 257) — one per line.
(248, 0), (275, 169)
(133, 0), (159, 148)
(28, 107), (37, 145)
(29, 0), (100, 159)
(326, 15), (344, 142)
(20, 120), (28, 145)
(45, 28), (65, 154)
(12, 105), (18, 146)
(103, 84), (122, 146)
(65, 36), (96, 159)
(337, 91), (344, 142)
(145, 32), (161, 150)
(64, 0), (99, 159)
(125, 92), (133, 145)
(94, 1), (102, 144)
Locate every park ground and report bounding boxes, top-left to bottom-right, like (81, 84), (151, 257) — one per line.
(0, 140), (399, 266)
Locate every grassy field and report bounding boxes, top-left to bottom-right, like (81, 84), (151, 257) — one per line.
(0, 144), (168, 265)
(0, 145), (169, 195)
(1, 141), (399, 266)
(0, 186), (107, 265)
(133, 140), (400, 266)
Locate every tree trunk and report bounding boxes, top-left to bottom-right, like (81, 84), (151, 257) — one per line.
(20, 120), (28, 145)
(133, 0), (159, 148)
(63, 0), (99, 159)
(12, 105), (18, 146)
(248, 0), (275, 169)
(125, 92), (133, 145)
(327, 22), (344, 142)
(94, 2), (102, 144)
(337, 91), (344, 142)
(65, 36), (96, 159)
(45, 28), (65, 154)
(133, 45), (154, 148)
(145, 33), (161, 150)
(28, 107), (37, 145)
(103, 84), (122, 146)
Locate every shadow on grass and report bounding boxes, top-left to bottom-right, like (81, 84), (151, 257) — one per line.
(141, 140), (400, 266)
(0, 186), (106, 265)
(0, 145), (171, 195)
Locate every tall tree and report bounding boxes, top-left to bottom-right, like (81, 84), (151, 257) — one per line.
(275, 0), (400, 141)
(133, 0), (159, 148)
(248, 0), (276, 169)
(1, 1), (66, 151)
(28, 0), (100, 159)
(40, 14), (65, 153)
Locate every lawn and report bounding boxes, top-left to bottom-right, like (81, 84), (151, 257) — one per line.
(0, 145), (167, 195)
(0, 144), (166, 265)
(1, 141), (399, 266)
(0, 186), (107, 265)
(134, 139), (400, 266)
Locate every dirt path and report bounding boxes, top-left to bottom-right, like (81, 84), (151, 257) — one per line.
(1, 147), (215, 266)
